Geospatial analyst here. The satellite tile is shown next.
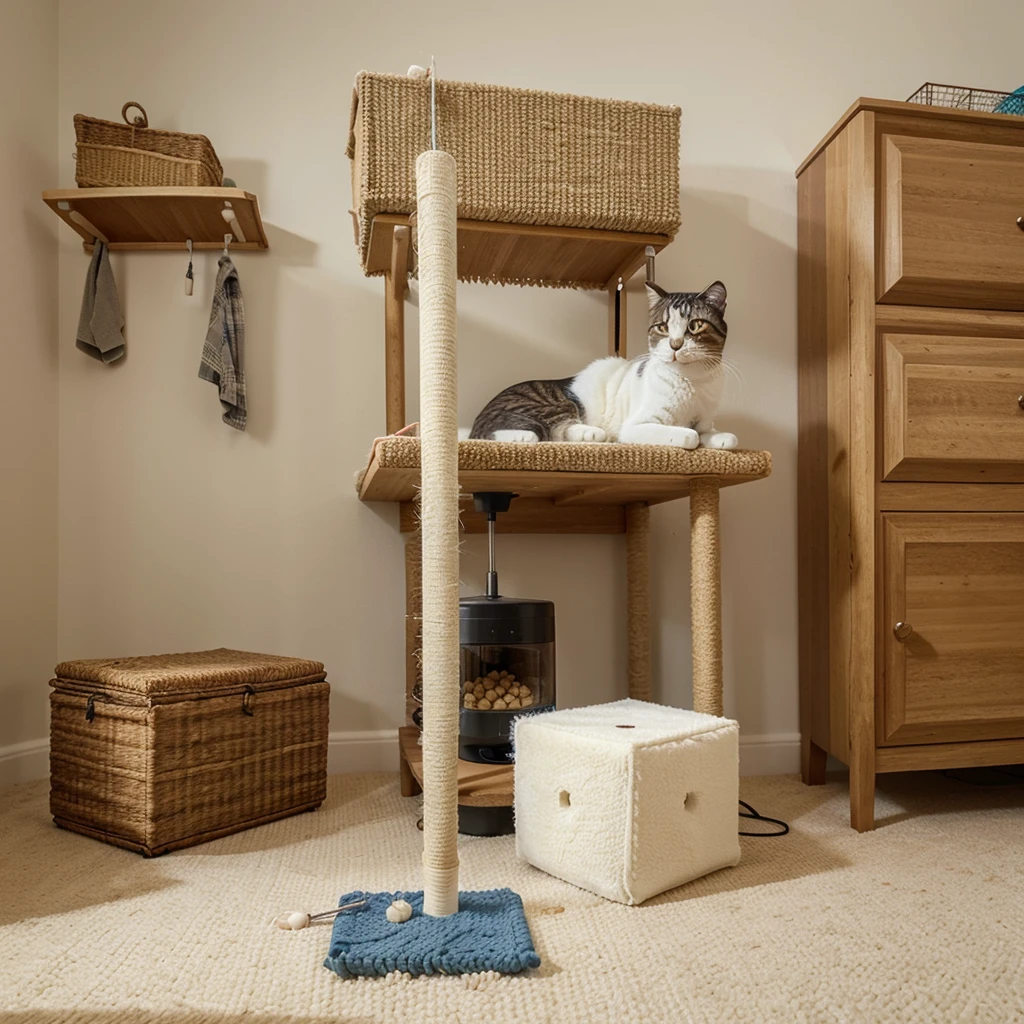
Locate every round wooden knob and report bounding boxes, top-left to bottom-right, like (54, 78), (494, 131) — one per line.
(1018, 394), (1024, 411)
(893, 621), (913, 641)
(1018, 216), (1024, 232)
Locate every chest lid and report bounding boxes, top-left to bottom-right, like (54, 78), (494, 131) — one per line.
(52, 648), (326, 703)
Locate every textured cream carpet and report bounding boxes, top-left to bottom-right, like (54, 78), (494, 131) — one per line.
(1, 770), (1022, 1023)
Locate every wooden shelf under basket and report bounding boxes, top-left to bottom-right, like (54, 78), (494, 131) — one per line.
(358, 437), (773, 533)
(42, 187), (269, 251)
(363, 213), (671, 290)
(399, 727), (514, 807)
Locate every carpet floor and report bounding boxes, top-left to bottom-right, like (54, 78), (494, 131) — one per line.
(0, 769), (1021, 1023)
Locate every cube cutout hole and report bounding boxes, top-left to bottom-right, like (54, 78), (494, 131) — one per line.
(559, 790), (571, 808)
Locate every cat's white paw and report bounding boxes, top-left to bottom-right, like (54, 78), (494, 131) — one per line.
(565, 424), (607, 443)
(700, 431), (739, 450)
(492, 429), (540, 444)
(666, 426), (700, 449)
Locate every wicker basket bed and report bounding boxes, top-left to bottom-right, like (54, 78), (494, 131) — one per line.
(348, 72), (681, 277)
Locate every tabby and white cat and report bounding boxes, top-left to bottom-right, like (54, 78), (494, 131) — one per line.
(468, 281), (738, 449)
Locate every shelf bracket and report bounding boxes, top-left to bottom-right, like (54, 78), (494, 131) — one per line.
(385, 225), (412, 435)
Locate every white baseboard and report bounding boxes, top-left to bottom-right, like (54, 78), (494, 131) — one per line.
(0, 738), (49, 789)
(328, 729), (801, 777)
(327, 729), (400, 774)
(0, 729), (802, 790)
(738, 732), (801, 776)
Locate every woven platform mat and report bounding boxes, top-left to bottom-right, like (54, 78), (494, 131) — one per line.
(54, 648), (326, 697)
(364, 436), (772, 481)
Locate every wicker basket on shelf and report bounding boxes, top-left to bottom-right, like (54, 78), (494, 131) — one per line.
(73, 101), (223, 188)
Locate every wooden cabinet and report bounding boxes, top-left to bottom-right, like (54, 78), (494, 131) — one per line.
(882, 513), (1024, 745)
(879, 134), (1024, 309)
(881, 332), (1024, 481)
(797, 99), (1024, 830)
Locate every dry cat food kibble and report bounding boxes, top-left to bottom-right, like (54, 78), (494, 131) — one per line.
(462, 670), (535, 710)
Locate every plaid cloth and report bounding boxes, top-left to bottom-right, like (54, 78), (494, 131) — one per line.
(199, 256), (246, 431)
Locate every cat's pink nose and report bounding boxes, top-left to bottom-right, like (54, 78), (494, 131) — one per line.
(669, 339), (684, 351)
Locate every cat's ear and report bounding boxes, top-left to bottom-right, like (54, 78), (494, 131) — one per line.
(699, 281), (727, 312)
(645, 282), (667, 310)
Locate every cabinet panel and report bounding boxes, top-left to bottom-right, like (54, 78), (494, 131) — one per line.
(879, 134), (1024, 309)
(881, 332), (1024, 481)
(882, 514), (1024, 744)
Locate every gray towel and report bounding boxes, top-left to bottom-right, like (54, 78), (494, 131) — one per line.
(76, 241), (125, 363)
(198, 256), (246, 431)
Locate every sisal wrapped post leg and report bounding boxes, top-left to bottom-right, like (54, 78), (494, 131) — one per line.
(689, 478), (723, 717)
(625, 502), (652, 701)
(415, 149), (460, 918)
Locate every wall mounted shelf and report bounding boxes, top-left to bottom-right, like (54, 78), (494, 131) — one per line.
(42, 187), (269, 252)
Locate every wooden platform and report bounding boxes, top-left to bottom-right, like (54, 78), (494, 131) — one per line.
(42, 187), (269, 251)
(364, 213), (671, 290)
(359, 437), (773, 533)
(399, 726), (514, 807)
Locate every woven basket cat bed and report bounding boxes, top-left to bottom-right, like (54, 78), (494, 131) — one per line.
(348, 71), (681, 280)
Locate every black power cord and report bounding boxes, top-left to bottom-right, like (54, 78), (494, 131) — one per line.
(738, 799), (789, 837)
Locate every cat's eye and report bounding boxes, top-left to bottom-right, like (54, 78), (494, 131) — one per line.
(688, 318), (708, 334)
(651, 321), (668, 334)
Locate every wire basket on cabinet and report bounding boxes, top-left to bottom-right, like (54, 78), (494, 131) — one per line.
(907, 82), (1024, 115)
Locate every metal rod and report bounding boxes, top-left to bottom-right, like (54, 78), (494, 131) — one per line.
(486, 515), (498, 598)
(645, 245), (656, 283)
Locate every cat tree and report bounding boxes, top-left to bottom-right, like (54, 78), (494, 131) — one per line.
(350, 69), (772, 818)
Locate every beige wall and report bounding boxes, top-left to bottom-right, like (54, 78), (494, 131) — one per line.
(0, 0), (58, 779)
(40, 0), (1024, 773)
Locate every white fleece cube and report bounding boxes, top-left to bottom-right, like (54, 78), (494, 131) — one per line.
(514, 699), (740, 905)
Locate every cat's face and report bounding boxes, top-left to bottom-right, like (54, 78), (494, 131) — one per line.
(645, 281), (728, 366)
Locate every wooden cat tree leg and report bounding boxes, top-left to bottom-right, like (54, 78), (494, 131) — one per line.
(400, 520), (423, 798)
(625, 502), (652, 701)
(384, 225), (411, 434)
(689, 477), (723, 716)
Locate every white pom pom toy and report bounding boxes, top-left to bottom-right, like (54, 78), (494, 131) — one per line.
(273, 898), (366, 930)
(386, 899), (413, 923)
(407, 65), (428, 79)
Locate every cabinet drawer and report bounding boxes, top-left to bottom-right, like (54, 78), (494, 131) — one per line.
(882, 513), (1024, 745)
(881, 332), (1024, 481)
(879, 134), (1024, 310)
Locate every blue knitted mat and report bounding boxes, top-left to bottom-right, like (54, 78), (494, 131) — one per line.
(323, 888), (541, 979)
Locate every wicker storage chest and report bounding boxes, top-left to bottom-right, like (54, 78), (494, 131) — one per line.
(347, 71), (681, 275)
(49, 649), (329, 856)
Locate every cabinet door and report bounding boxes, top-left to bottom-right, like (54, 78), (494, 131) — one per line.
(881, 332), (1024, 482)
(882, 513), (1024, 745)
(879, 134), (1024, 310)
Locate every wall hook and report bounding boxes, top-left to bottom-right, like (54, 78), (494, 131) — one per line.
(185, 238), (194, 295)
(223, 233), (233, 257)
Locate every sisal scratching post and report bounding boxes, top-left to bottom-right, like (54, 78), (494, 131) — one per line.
(689, 478), (723, 717)
(415, 147), (461, 918)
(323, 66), (539, 982)
(625, 503), (652, 701)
